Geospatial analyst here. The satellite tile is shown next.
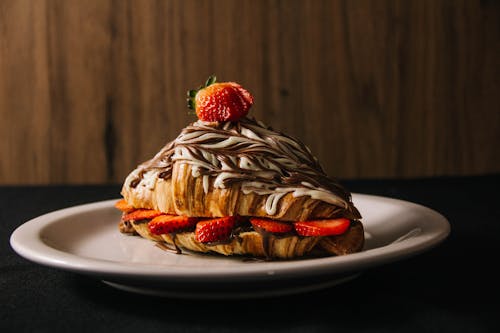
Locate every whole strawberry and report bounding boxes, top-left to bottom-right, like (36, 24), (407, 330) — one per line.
(187, 75), (253, 122)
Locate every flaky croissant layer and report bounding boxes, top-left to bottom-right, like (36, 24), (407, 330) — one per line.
(122, 163), (360, 222)
(120, 217), (364, 259)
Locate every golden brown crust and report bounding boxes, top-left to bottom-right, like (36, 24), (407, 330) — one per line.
(121, 163), (359, 221)
(120, 162), (364, 259)
(128, 219), (364, 259)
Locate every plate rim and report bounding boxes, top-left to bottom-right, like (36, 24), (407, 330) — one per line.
(10, 193), (451, 282)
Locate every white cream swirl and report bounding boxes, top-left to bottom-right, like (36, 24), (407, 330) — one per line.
(128, 117), (355, 216)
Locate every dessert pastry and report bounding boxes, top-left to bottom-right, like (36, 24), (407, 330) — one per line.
(116, 76), (364, 259)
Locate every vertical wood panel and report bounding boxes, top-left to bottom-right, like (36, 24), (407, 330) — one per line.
(0, 0), (499, 184)
(1, 0), (112, 183)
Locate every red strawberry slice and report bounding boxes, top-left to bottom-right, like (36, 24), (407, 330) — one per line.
(148, 215), (199, 235)
(250, 218), (293, 234)
(187, 76), (253, 122)
(122, 209), (164, 222)
(195, 216), (236, 243)
(294, 218), (351, 236)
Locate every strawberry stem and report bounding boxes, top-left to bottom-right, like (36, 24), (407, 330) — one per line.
(205, 75), (216, 87)
(186, 75), (218, 111)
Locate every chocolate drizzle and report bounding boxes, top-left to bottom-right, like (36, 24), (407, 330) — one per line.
(155, 240), (182, 254)
(126, 117), (357, 215)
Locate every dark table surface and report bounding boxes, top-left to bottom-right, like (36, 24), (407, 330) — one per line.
(1, 175), (499, 332)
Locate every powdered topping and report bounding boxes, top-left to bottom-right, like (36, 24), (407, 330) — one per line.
(125, 117), (353, 215)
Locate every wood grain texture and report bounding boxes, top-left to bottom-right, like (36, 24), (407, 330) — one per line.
(1, 0), (499, 184)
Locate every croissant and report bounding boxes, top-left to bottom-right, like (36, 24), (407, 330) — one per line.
(117, 117), (364, 259)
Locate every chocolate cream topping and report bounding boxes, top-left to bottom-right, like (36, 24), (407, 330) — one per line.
(125, 117), (358, 217)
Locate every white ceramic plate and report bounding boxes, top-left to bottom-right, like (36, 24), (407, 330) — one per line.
(10, 194), (450, 298)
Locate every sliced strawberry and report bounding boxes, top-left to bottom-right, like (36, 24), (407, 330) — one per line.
(122, 209), (164, 222)
(294, 218), (351, 236)
(148, 215), (199, 235)
(187, 76), (253, 122)
(250, 218), (293, 234)
(195, 216), (236, 243)
(114, 199), (135, 213)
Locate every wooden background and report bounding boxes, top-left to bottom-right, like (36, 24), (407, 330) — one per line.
(1, 0), (499, 184)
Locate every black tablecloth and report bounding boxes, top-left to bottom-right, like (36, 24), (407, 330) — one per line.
(1, 175), (499, 332)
